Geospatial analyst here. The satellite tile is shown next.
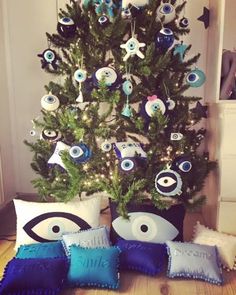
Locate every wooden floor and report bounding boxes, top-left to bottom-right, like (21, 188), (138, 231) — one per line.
(0, 200), (235, 295)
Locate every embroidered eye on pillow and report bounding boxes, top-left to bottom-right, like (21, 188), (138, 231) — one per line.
(14, 196), (101, 250)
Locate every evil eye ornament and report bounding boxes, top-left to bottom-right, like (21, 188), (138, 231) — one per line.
(119, 158), (136, 172)
(37, 49), (60, 70)
(179, 17), (189, 28)
(155, 169), (182, 196)
(48, 141), (70, 170)
(120, 37), (146, 62)
(41, 129), (62, 142)
(121, 8), (132, 20)
(93, 0), (115, 19)
(57, 17), (76, 38)
(74, 69), (87, 83)
(112, 212), (179, 243)
(172, 156), (192, 173)
(101, 141), (112, 152)
(156, 2), (176, 24)
(69, 143), (92, 163)
(155, 28), (175, 50)
(98, 15), (110, 26)
(142, 95), (167, 118)
(113, 142), (147, 159)
(41, 94), (60, 112)
(186, 68), (206, 87)
(122, 80), (133, 96)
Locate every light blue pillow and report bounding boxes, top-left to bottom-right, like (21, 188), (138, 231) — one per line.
(62, 226), (110, 255)
(67, 245), (120, 289)
(166, 241), (223, 285)
(16, 241), (66, 259)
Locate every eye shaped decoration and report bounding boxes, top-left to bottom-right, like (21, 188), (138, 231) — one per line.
(94, 67), (118, 87)
(122, 80), (133, 96)
(172, 156), (192, 173)
(179, 17), (189, 28)
(144, 97), (166, 117)
(74, 69), (87, 83)
(119, 158), (136, 172)
(155, 28), (175, 50)
(98, 15), (110, 26)
(69, 143), (92, 164)
(23, 212), (91, 243)
(69, 145), (84, 159)
(112, 212), (179, 243)
(186, 69), (206, 87)
(43, 49), (55, 63)
(155, 169), (182, 196)
(156, 2), (176, 24)
(41, 94), (60, 112)
(41, 129), (62, 142)
(101, 141), (112, 152)
(57, 17), (76, 38)
(37, 49), (60, 70)
(121, 8), (132, 19)
(105, 0), (113, 7)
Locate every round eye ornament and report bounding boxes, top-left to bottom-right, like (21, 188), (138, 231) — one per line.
(57, 17), (76, 38)
(155, 28), (174, 50)
(156, 1), (176, 24)
(121, 8), (132, 20)
(69, 143), (92, 163)
(93, 66), (119, 88)
(155, 169), (182, 196)
(41, 129), (62, 142)
(140, 95), (167, 120)
(41, 94), (60, 112)
(122, 80), (133, 96)
(171, 156), (192, 173)
(74, 69), (87, 83)
(101, 141), (112, 152)
(186, 68), (206, 87)
(179, 17), (189, 28)
(119, 158), (136, 173)
(37, 49), (60, 70)
(98, 15), (110, 27)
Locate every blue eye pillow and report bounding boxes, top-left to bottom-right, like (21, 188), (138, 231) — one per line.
(67, 245), (120, 289)
(166, 241), (223, 285)
(62, 226), (111, 256)
(116, 239), (166, 276)
(0, 257), (68, 295)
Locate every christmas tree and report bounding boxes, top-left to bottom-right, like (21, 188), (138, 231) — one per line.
(25, 0), (216, 218)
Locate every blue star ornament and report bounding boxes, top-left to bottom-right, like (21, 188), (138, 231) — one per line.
(173, 43), (188, 62)
(197, 7), (210, 29)
(192, 101), (208, 118)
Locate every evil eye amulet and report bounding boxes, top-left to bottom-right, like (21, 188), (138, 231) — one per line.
(122, 80), (133, 96)
(69, 143), (92, 163)
(155, 169), (182, 196)
(98, 15), (110, 26)
(179, 17), (189, 28)
(101, 141), (112, 152)
(41, 129), (62, 142)
(186, 69), (206, 87)
(57, 17), (76, 38)
(145, 97), (166, 118)
(121, 8), (132, 20)
(155, 28), (174, 50)
(94, 67), (118, 87)
(43, 49), (56, 63)
(156, 2), (176, 24)
(41, 94), (60, 112)
(74, 69), (87, 83)
(172, 156), (192, 173)
(119, 158), (136, 172)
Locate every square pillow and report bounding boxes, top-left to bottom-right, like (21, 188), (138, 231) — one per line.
(62, 226), (110, 255)
(67, 245), (120, 289)
(14, 196), (101, 250)
(116, 239), (166, 276)
(0, 257), (68, 295)
(166, 241), (223, 285)
(192, 222), (236, 270)
(16, 241), (66, 259)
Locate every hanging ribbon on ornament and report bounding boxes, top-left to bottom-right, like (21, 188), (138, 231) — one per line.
(121, 63), (133, 118)
(163, 82), (176, 111)
(73, 55), (87, 103)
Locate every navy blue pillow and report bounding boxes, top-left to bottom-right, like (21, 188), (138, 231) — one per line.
(116, 239), (166, 276)
(0, 257), (68, 295)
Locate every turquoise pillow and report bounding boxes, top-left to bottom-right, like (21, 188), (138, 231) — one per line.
(67, 245), (120, 289)
(166, 241), (223, 285)
(16, 241), (66, 259)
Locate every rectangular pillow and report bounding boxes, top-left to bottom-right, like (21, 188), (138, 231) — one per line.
(14, 196), (101, 250)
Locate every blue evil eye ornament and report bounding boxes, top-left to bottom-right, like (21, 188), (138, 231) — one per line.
(41, 94), (60, 112)
(186, 68), (206, 87)
(98, 15), (110, 26)
(171, 156), (192, 173)
(37, 49), (60, 70)
(101, 141), (112, 152)
(57, 17), (76, 38)
(74, 69), (87, 83)
(156, 1), (176, 24)
(155, 169), (182, 196)
(121, 8), (132, 20)
(122, 80), (133, 96)
(179, 17), (189, 28)
(93, 67), (120, 89)
(69, 143), (92, 163)
(155, 28), (174, 50)
(119, 158), (137, 172)
(140, 95), (167, 120)
(40, 129), (62, 142)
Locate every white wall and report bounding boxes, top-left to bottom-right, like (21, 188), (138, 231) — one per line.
(1, 0), (209, 197)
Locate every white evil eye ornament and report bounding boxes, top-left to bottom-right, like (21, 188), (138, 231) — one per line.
(41, 94), (60, 112)
(179, 17), (189, 28)
(186, 68), (206, 87)
(120, 37), (146, 62)
(98, 15), (110, 26)
(143, 95), (167, 118)
(155, 169), (182, 196)
(172, 156), (192, 173)
(119, 158), (136, 172)
(156, 2), (176, 24)
(122, 80), (133, 96)
(48, 141), (70, 170)
(113, 142), (147, 159)
(155, 28), (174, 50)
(101, 141), (112, 152)
(112, 212), (179, 243)
(37, 49), (60, 70)
(40, 129), (62, 142)
(121, 8), (132, 19)
(93, 67), (118, 87)
(57, 17), (76, 38)
(69, 143), (92, 163)
(74, 69), (87, 83)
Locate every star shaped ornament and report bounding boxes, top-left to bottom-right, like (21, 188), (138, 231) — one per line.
(120, 37), (146, 62)
(197, 7), (210, 29)
(192, 101), (208, 118)
(173, 43), (188, 62)
(48, 141), (70, 169)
